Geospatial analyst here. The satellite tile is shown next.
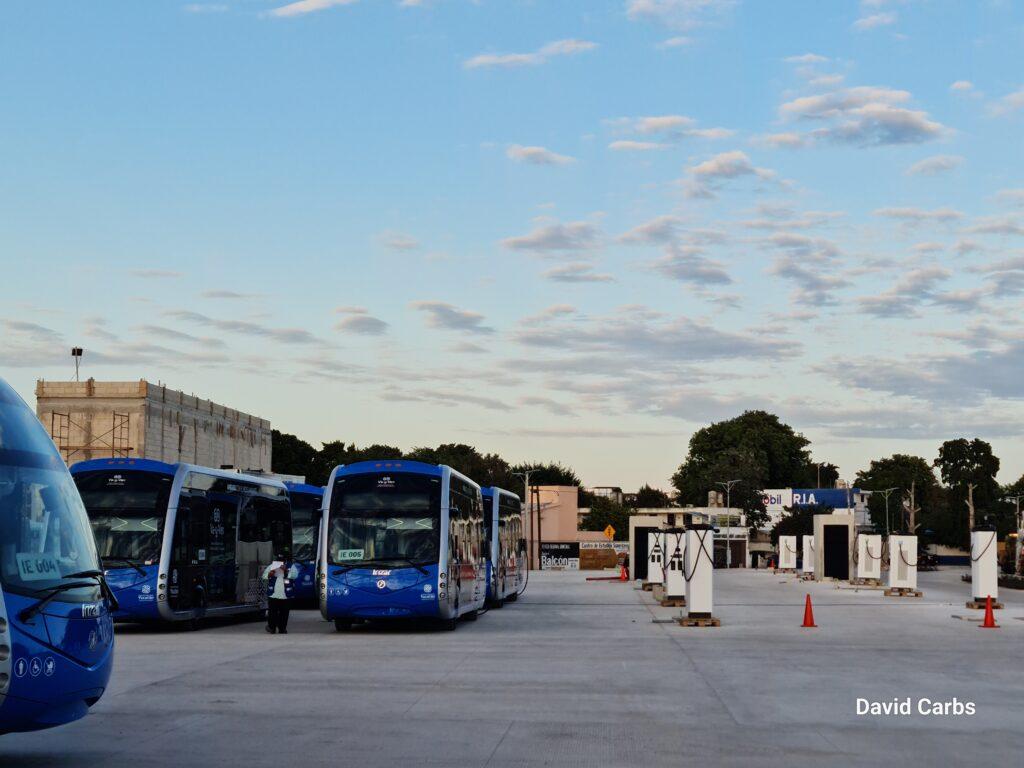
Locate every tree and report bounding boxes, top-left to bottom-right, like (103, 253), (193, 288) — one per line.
(796, 461), (840, 489)
(271, 430), (318, 479)
(508, 461), (581, 487)
(307, 441), (404, 486)
(935, 439), (1004, 544)
(579, 496), (632, 535)
(407, 444), (517, 491)
(632, 484), (672, 508)
(855, 454), (944, 537)
(671, 411), (814, 531)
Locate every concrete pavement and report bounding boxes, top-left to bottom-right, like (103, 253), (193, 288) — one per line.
(3, 567), (1023, 766)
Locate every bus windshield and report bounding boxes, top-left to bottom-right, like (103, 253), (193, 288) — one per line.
(0, 381), (101, 599)
(290, 491), (321, 563)
(328, 472), (441, 567)
(74, 470), (173, 565)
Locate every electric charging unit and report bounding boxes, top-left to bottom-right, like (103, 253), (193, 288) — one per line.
(661, 529), (686, 607)
(801, 535), (815, 578)
(855, 534), (882, 583)
(643, 531), (665, 590)
(777, 535), (798, 571)
(885, 535), (920, 596)
(968, 526), (1000, 609)
(679, 525), (718, 626)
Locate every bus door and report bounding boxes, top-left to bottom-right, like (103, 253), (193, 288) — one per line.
(205, 496), (237, 607)
(237, 494), (270, 607)
(169, 492), (210, 612)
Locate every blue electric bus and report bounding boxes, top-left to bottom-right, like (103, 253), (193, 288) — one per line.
(283, 481), (323, 605)
(481, 487), (526, 607)
(0, 377), (115, 734)
(70, 459), (291, 626)
(319, 460), (486, 631)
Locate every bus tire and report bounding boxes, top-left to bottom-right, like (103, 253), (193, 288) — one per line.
(441, 617), (458, 631)
(506, 592), (518, 602)
(463, 609), (479, 621)
(492, 597), (504, 609)
(334, 619), (352, 632)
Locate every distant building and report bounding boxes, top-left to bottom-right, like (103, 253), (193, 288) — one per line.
(761, 487), (871, 530)
(35, 378), (271, 472)
(586, 486), (624, 504)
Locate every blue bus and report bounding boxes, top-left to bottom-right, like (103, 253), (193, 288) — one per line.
(318, 460), (486, 631)
(283, 481), (323, 605)
(481, 487), (525, 607)
(70, 459), (291, 626)
(0, 377), (115, 734)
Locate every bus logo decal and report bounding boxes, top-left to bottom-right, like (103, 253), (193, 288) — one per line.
(376, 579), (387, 589)
(81, 603), (101, 619)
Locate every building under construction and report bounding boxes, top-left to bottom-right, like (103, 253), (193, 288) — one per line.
(35, 379), (272, 471)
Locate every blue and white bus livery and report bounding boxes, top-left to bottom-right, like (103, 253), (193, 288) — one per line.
(0, 377), (116, 734)
(71, 459), (291, 627)
(283, 481), (323, 605)
(481, 487), (525, 607)
(319, 460), (486, 631)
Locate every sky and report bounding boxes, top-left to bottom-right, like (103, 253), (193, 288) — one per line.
(2, 0), (1024, 491)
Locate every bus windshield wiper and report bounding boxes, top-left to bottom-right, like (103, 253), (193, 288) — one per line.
(66, 570), (121, 613)
(333, 557), (429, 576)
(18, 581), (103, 622)
(100, 556), (147, 576)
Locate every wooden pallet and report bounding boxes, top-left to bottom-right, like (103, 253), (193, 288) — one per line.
(773, 568), (797, 575)
(850, 578), (881, 587)
(884, 588), (923, 598)
(800, 574), (815, 581)
(966, 600), (1004, 610)
(660, 597), (686, 607)
(677, 615), (721, 627)
(641, 582), (654, 592)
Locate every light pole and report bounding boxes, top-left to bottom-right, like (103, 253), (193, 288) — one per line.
(716, 479), (741, 569)
(513, 471), (537, 570)
(877, 487), (899, 536)
(1003, 494), (1023, 576)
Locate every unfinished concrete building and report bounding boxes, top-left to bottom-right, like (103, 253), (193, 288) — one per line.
(35, 379), (272, 471)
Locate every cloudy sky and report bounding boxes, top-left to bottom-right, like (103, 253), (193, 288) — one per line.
(2, 0), (1024, 490)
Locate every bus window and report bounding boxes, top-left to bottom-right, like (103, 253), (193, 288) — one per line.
(74, 469), (171, 566)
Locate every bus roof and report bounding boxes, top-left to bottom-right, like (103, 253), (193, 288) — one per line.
(334, 459), (444, 478)
(69, 458), (288, 490)
(283, 480), (324, 497)
(481, 486), (521, 503)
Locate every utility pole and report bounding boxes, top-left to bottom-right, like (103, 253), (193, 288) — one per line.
(513, 470), (537, 570)
(965, 483), (977, 532)
(1003, 494), (1023, 576)
(906, 481), (920, 534)
(716, 479), (741, 569)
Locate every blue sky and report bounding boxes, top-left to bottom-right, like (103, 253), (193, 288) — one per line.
(2, 0), (1024, 490)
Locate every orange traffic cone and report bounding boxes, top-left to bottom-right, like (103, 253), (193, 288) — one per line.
(980, 595), (999, 629)
(619, 563), (628, 582)
(801, 594), (817, 628)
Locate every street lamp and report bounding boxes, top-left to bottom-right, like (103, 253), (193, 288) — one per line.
(877, 487), (899, 536)
(716, 479), (741, 569)
(1002, 494), (1023, 576)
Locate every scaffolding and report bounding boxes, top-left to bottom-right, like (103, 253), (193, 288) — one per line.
(48, 411), (134, 463)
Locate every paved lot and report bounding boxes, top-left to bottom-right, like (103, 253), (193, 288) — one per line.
(3, 567), (1023, 767)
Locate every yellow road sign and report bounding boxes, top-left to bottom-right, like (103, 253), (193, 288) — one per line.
(603, 524), (616, 540)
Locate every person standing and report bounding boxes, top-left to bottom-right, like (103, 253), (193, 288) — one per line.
(263, 552), (297, 634)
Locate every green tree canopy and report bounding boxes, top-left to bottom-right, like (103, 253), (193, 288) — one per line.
(855, 454), (944, 537)
(407, 443), (517, 491)
(770, 503), (832, 545)
(271, 429), (318, 479)
(509, 461), (581, 488)
(579, 496), (632, 535)
(632, 484), (672, 508)
(671, 410), (817, 530)
(935, 438), (1007, 541)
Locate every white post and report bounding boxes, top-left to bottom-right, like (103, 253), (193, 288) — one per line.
(801, 535), (815, 576)
(778, 535), (798, 570)
(887, 535), (918, 591)
(970, 528), (998, 605)
(646, 531), (665, 586)
(685, 525), (714, 617)
(857, 534), (882, 581)
(663, 530), (686, 602)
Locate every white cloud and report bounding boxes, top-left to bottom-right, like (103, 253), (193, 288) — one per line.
(651, 245), (732, 286)
(378, 231), (419, 250)
(988, 86), (1024, 117)
(619, 215), (681, 245)
(950, 80), (974, 92)
(615, 114), (733, 141)
(335, 307), (388, 335)
(905, 154), (964, 176)
(506, 144), (575, 166)
(267, 0), (358, 19)
(463, 39), (597, 70)
(873, 206), (963, 223)
(758, 132), (808, 148)
(657, 36), (692, 49)
(625, 0), (736, 31)
(501, 219), (601, 253)
(542, 263), (615, 283)
(784, 53), (828, 64)
(183, 3), (228, 13)
(608, 140), (665, 151)
(852, 12), (897, 31)
(410, 301), (495, 334)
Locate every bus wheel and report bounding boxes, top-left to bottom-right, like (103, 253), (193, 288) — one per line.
(441, 617), (458, 631)
(492, 597), (504, 609)
(184, 617), (202, 632)
(463, 610), (479, 621)
(334, 619), (352, 632)
(506, 592), (518, 603)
